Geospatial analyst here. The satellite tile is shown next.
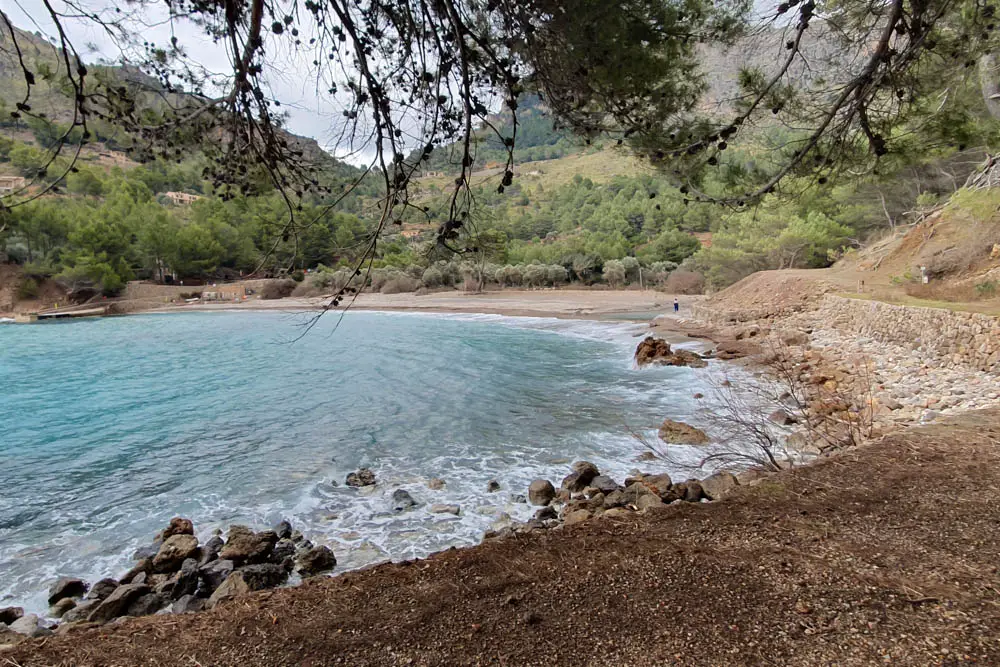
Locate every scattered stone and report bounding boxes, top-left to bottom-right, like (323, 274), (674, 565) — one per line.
(162, 517), (194, 539)
(345, 468), (376, 487)
(219, 526), (277, 564)
(120, 558), (152, 584)
(768, 409), (797, 426)
(83, 578), (119, 601)
(658, 419), (710, 445)
(274, 520), (293, 540)
(153, 533), (200, 572)
(693, 392), (704, 399)
(429, 504), (461, 515)
(391, 488), (418, 512)
(426, 478), (446, 490)
(87, 583), (150, 624)
(563, 509), (591, 525)
(50, 597), (77, 618)
(207, 572), (250, 609)
(296, 545), (337, 577)
(171, 594), (205, 614)
(700, 471), (740, 500)
(589, 475), (619, 494)
(634, 452), (658, 462)
(635, 337), (708, 368)
(561, 462), (600, 493)
(636, 494), (664, 511)
(0, 607), (23, 625)
(239, 564), (289, 591)
(486, 480), (501, 492)
(199, 559), (235, 594)
(48, 577), (88, 605)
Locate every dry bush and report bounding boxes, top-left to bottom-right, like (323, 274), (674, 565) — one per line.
(664, 270), (705, 294)
(260, 279), (297, 300)
(380, 275), (421, 294)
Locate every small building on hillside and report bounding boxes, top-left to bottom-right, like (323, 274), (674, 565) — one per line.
(0, 176), (27, 193)
(163, 191), (203, 206)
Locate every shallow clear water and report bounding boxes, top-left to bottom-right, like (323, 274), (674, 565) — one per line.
(0, 310), (717, 615)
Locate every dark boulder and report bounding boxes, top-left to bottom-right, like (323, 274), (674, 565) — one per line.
(684, 480), (706, 502)
(534, 506), (558, 521)
(239, 563), (289, 591)
(169, 558), (201, 600)
(48, 577), (88, 605)
(60, 599), (99, 624)
(274, 519), (293, 540)
(391, 489), (418, 512)
(198, 559), (235, 595)
(271, 538), (297, 564)
(171, 594), (205, 614)
(561, 461), (599, 493)
(296, 545), (337, 577)
(589, 475), (619, 494)
(200, 535), (224, 565)
(486, 480), (501, 492)
(126, 593), (166, 617)
(87, 583), (150, 624)
(83, 578), (119, 601)
(0, 606), (24, 625)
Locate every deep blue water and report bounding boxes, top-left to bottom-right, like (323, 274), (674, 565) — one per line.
(0, 310), (715, 614)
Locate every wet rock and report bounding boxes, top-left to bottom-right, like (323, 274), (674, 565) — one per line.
(693, 393), (704, 399)
(87, 584), (150, 624)
(486, 480), (501, 492)
(635, 336), (708, 368)
(219, 526), (277, 564)
(239, 564), (289, 591)
(534, 506), (557, 521)
(120, 558), (152, 584)
(10, 614), (51, 638)
(768, 409), (797, 426)
(528, 479), (556, 506)
(290, 530), (305, 543)
(0, 607), (23, 625)
(48, 577), (88, 605)
(126, 593), (166, 617)
(162, 517), (194, 539)
(563, 509), (591, 525)
(273, 520), (293, 540)
(132, 541), (161, 561)
(429, 504), (461, 515)
(83, 578), (119, 601)
(199, 559), (234, 595)
(60, 599), (99, 624)
(509, 493), (527, 504)
(589, 475), (619, 495)
(271, 538), (297, 564)
(296, 545), (337, 577)
(207, 572), (250, 609)
(658, 419), (710, 445)
(345, 468), (376, 487)
(153, 534), (200, 573)
(200, 535), (224, 565)
(700, 471), (740, 500)
(50, 597), (77, 618)
(633, 451), (658, 462)
(636, 494), (664, 511)
(391, 489), (418, 512)
(426, 478), (446, 490)
(171, 594), (205, 614)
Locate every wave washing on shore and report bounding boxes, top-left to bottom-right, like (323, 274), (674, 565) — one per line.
(0, 310), (720, 616)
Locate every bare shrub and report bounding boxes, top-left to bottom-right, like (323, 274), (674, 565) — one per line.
(380, 274), (421, 294)
(261, 279), (297, 299)
(664, 270), (705, 294)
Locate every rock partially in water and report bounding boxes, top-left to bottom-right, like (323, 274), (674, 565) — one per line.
(162, 517), (194, 539)
(271, 538), (297, 564)
(658, 419), (710, 445)
(635, 336), (708, 368)
(426, 478), (446, 490)
(486, 480), (501, 493)
(273, 519), (293, 540)
(528, 479), (555, 506)
(561, 461), (599, 493)
(120, 558), (152, 585)
(346, 468), (376, 487)
(50, 597), (77, 618)
(429, 504), (461, 515)
(47, 577), (87, 605)
(296, 545), (337, 577)
(391, 488), (418, 512)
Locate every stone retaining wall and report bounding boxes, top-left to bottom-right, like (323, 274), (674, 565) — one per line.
(812, 295), (1000, 373)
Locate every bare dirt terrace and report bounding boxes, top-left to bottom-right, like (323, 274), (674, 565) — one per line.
(6, 409), (1000, 666)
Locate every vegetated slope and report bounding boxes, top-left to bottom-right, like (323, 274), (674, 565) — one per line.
(7, 408), (1000, 665)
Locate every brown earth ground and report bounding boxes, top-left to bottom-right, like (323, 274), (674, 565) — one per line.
(6, 409), (1000, 666)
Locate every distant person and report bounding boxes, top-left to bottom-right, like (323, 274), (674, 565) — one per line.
(673, 298), (679, 313)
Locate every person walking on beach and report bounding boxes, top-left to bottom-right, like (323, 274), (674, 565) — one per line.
(673, 298), (679, 313)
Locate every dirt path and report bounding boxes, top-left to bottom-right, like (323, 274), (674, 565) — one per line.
(7, 410), (1000, 665)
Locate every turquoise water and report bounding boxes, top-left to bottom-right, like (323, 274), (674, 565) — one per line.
(0, 310), (715, 615)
